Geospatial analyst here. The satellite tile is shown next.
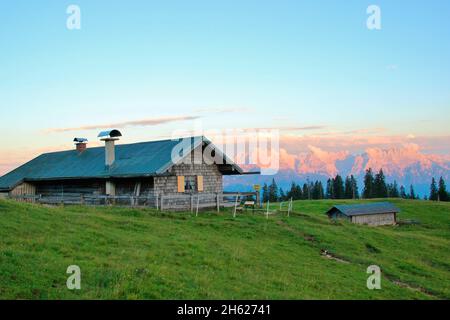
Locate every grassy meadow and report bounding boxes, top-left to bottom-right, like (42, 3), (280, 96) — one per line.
(0, 198), (448, 299)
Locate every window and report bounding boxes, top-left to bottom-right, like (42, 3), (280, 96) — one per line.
(184, 176), (196, 192)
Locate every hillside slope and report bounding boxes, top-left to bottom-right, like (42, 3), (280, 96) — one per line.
(0, 199), (449, 299)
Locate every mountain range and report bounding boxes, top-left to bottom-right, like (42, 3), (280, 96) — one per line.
(224, 144), (450, 197)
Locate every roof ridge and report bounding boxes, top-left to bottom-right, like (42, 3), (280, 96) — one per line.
(39, 136), (206, 156)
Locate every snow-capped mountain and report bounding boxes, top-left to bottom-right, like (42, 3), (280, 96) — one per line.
(224, 144), (450, 197)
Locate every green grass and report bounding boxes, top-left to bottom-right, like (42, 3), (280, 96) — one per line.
(0, 198), (449, 299)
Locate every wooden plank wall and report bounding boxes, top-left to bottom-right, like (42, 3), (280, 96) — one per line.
(115, 180), (154, 196)
(351, 213), (396, 226)
(11, 183), (36, 196)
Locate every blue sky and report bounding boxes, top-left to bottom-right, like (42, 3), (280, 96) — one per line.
(0, 0), (449, 162)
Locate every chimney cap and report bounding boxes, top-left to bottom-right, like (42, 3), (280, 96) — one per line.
(73, 137), (88, 143)
(98, 129), (122, 139)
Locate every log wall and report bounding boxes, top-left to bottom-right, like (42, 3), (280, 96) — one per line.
(36, 180), (104, 197)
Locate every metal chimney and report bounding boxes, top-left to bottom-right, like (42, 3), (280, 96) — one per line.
(98, 130), (122, 167)
(73, 138), (88, 153)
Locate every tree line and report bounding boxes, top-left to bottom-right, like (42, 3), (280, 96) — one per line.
(260, 168), (449, 202)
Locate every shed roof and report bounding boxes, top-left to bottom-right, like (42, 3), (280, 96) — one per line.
(0, 136), (244, 191)
(326, 202), (400, 217)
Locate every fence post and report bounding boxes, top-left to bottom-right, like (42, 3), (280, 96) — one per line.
(196, 195), (200, 217)
(160, 195), (164, 211)
(216, 193), (220, 212)
(288, 197), (292, 217)
(255, 191), (261, 208)
(191, 194), (194, 213)
(266, 200), (270, 219)
(233, 194), (239, 218)
(80, 194), (85, 205)
(156, 194), (159, 210)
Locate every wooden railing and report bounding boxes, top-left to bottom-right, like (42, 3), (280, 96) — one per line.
(8, 192), (260, 211)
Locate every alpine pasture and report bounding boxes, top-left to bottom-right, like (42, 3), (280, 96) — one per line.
(0, 198), (448, 299)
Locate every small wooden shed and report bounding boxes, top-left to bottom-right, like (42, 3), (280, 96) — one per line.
(326, 202), (400, 226)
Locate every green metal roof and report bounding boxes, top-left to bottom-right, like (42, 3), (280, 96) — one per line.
(326, 202), (400, 216)
(0, 136), (243, 191)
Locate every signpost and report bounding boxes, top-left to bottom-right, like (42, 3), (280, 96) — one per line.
(253, 184), (261, 207)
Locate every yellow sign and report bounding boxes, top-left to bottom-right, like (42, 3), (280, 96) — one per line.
(253, 184), (261, 191)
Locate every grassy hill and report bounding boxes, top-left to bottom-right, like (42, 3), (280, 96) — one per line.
(0, 198), (449, 299)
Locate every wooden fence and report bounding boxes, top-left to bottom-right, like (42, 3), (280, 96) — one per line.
(9, 192), (259, 212)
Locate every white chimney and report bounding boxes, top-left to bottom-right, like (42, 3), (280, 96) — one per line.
(98, 130), (122, 167)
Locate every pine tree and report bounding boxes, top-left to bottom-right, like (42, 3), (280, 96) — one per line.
(262, 183), (269, 203)
(391, 181), (399, 198)
(409, 185), (416, 200)
(326, 178), (333, 199)
(438, 177), (449, 202)
(350, 175), (359, 199)
(387, 182), (399, 198)
(317, 181), (324, 199)
(344, 176), (353, 199)
(363, 168), (375, 199)
(429, 178), (438, 201)
(295, 183), (303, 200)
(302, 183), (309, 200)
(268, 179), (279, 202)
(386, 183), (392, 197)
(333, 175), (345, 199)
(311, 181), (324, 200)
(279, 187), (286, 202)
(311, 182), (318, 200)
(287, 182), (301, 200)
(287, 182), (295, 200)
(373, 169), (388, 198)
(400, 185), (407, 199)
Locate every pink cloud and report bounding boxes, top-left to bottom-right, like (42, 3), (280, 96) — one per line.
(279, 134), (450, 155)
(45, 115), (201, 133)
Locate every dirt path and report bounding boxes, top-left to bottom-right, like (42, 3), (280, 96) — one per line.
(275, 219), (441, 298)
(275, 220), (351, 264)
(384, 274), (439, 299)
